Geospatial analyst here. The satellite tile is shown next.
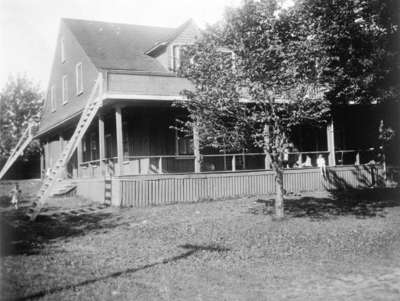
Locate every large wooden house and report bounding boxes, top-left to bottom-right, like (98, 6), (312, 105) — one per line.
(36, 18), (399, 206)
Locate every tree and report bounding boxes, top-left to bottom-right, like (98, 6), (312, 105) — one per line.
(296, 0), (400, 105)
(296, 0), (399, 173)
(0, 75), (43, 166)
(178, 0), (330, 219)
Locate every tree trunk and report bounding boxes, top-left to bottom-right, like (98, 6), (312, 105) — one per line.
(263, 124), (271, 169)
(272, 163), (284, 219)
(263, 123), (284, 218)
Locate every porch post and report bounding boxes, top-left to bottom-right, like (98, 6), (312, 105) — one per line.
(327, 119), (336, 166)
(40, 145), (45, 179)
(193, 123), (201, 173)
(59, 135), (65, 178)
(45, 141), (50, 170)
(77, 139), (83, 177)
(115, 106), (124, 176)
(98, 113), (105, 173)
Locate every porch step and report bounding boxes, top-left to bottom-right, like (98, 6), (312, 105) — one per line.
(51, 180), (77, 197)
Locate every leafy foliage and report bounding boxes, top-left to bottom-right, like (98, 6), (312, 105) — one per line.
(176, 26), (249, 152)
(221, 0), (331, 158)
(297, 0), (400, 104)
(0, 75), (43, 163)
(176, 0), (399, 216)
(177, 0), (332, 217)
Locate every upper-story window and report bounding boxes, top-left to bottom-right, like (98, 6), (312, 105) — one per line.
(171, 45), (188, 72)
(50, 85), (56, 112)
(75, 62), (83, 95)
(62, 75), (68, 104)
(61, 38), (66, 63)
(217, 47), (236, 70)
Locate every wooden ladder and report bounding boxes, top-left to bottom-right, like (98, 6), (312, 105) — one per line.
(27, 73), (104, 221)
(0, 123), (34, 180)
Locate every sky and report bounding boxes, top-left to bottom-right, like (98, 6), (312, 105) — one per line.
(0, 0), (293, 91)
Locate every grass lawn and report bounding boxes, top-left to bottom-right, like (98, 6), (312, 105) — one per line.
(1, 188), (400, 300)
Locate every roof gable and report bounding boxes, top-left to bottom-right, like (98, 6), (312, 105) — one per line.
(145, 19), (200, 58)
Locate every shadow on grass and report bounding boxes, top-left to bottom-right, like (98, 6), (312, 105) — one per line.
(179, 243), (230, 252)
(252, 187), (400, 220)
(0, 209), (118, 256)
(252, 164), (399, 220)
(15, 243), (230, 301)
(288, 187), (399, 219)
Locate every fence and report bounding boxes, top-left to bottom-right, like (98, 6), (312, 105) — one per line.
(114, 164), (383, 207)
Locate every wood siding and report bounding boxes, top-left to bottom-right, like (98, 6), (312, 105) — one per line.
(39, 20), (99, 135)
(107, 73), (192, 96)
(76, 178), (106, 202)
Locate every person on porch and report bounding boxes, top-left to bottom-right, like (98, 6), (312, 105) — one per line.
(317, 154), (326, 176)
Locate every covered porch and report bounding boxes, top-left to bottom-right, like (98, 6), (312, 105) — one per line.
(39, 100), (397, 207)
(40, 70), (398, 180)
(74, 102), (384, 179)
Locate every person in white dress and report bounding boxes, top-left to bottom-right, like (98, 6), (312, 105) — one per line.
(317, 154), (326, 176)
(10, 183), (21, 209)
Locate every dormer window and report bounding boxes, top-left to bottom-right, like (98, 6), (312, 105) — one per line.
(171, 45), (190, 72)
(61, 38), (66, 63)
(62, 75), (68, 104)
(50, 85), (56, 112)
(172, 45), (181, 72)
(75, 62), (83, 95)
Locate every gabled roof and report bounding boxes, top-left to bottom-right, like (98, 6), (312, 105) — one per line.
(63, 18), (193, 72)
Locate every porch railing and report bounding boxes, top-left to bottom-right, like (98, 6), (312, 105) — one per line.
(335, 148), (376, 166)
(79, 157), (118, 177)
(78, 148), (380, 176)
(124, 155), (195, 174)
